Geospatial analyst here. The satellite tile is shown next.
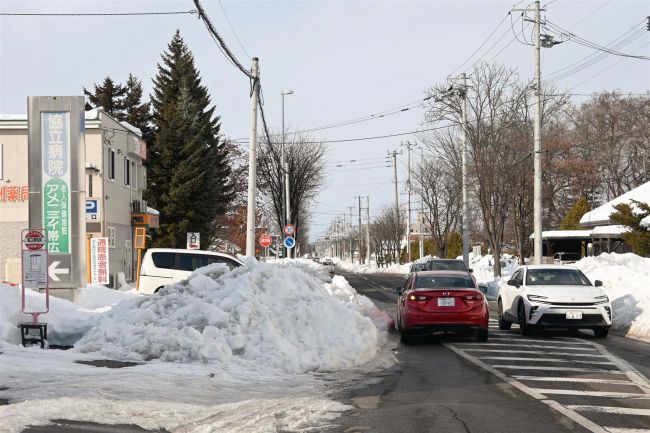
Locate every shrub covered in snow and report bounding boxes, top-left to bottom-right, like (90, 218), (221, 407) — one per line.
(74, 259), (387, 372)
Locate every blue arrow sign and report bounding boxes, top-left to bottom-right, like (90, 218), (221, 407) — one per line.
(283, 236), (296, 249)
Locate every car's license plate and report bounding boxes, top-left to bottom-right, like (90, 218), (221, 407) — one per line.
(566, 311), (583, 320)
(438, 297), (455, 307)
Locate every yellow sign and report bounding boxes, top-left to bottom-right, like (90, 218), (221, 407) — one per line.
(134, 227), (146, 250)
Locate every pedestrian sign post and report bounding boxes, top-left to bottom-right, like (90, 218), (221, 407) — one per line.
(187, 232), (200, 250)
(21, 228), (49, 347)
(283, 236), (296, 249)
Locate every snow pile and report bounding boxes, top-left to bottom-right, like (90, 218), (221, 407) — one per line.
(331, 257), (410, 274)
(641, 215), (650, 229)
(573, 253), (650, 342)
(76, 284), (140, 311)
(0, 283), (101, 346)
(74, 259), (384, 372)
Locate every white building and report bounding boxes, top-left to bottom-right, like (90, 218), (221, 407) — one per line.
(0, 108), (156, 287)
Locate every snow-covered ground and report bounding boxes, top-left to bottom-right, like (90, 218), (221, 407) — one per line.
(331, 257), (411, 274)
(0, 259), (395, 433)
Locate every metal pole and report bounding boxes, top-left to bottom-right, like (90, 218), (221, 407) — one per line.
(358, 196), (362, 264)
(281, 93), (286, 257)
(392, 151), (399, 217)
(406, 143), (412, 263)
(419, 148), (425, 260)
(366, 196), (371, 265)
(245, 57), (260, 257)
(461, 72), (470, 267)
(533, 0), (543, 265)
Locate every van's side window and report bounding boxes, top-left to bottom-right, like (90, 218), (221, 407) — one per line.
(207, 256), (240, 270)
(152, 252), (175, 269)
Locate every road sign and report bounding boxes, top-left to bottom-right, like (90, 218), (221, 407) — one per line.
(23, 229), (46, 251)
(283, 236), (296, 249)
(283, 224), (296, 236)
(259, 233), (272, 248)
(134, 227), (146, 250)
(187, 232), (200, 250)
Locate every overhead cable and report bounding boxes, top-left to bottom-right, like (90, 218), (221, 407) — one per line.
(0, 10), (197, 16)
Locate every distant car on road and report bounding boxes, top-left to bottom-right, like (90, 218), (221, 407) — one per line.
(139, 248), (243, 294)
(320, 258), (335, 274)
(497, 265), (611, 337)
(394, 270), (489, 343)
(553, 252), (581, 264)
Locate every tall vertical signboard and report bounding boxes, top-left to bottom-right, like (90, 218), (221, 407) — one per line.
(28, 96), (86, 289)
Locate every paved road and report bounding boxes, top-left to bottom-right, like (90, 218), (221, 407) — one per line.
(330, 270), (650, 433)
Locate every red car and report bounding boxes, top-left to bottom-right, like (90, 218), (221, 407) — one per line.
(394, 271), (489, 343)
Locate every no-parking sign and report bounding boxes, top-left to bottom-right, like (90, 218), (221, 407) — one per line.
(283, 224), (296, 237)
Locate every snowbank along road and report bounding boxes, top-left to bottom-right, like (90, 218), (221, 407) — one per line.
(334, 270), (650, 433)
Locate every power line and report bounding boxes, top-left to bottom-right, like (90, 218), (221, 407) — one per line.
(193, 0), (252, 78)
(0, 10), (197, 16)
(217, 0), (251, 60)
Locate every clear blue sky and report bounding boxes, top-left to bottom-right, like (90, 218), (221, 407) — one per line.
(2, 0), (649, 239)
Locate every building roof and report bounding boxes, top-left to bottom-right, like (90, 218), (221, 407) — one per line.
(580, 181), (650, 227)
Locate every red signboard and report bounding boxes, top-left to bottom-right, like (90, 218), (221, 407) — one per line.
(259, 233), (273, 248)
(24, 230), (45, 251)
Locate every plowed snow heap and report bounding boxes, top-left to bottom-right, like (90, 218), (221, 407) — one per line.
(75, 259), (387, 373)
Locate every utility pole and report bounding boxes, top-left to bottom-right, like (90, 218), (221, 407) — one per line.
(366, 196), (371, 265)
(391, 150), (399, 217)
(281, 90), (294, 259)
(460, 72), (470, 267)
(419, 148), (425, 260)
(245, 57), (260, 257)
(533, 0), (543, 265)
(348, 206), (355, 262)
(357, 196), (362, 264)
(402, 142), (415, 263)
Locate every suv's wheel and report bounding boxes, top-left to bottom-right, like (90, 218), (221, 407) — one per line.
(518, 302), (532, 336)
(498, 299), (512, 330)
(593, 327), (609, 338)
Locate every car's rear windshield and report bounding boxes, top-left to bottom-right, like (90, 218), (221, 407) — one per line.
(416, 276), (474, 289)
(526, 269), (591, 286)
(427, 260), (468, 271)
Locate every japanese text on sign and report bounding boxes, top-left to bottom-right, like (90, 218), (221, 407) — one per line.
(0, 186), (29, 202)
(90, 237), (110, 285)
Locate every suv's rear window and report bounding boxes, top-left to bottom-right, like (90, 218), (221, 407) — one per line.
(152, 252), (175, 269)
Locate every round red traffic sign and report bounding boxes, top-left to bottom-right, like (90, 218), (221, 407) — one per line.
(259, 233), (273, 248)
(283, 224), (296, 236)
(24, 230), (45, 251)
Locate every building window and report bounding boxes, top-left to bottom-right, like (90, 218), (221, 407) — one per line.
(88, 174), (93, 197)
(124, 157), (130, 187)
(106, 226), (116, 248)
(107, 149), (115, 181)
(131, 160), (137, 190)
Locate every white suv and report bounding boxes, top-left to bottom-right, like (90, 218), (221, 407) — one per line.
(497, 265), (612, 338)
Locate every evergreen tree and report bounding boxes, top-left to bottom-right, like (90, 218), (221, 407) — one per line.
(83, 76), (127, 118)
(610, 200), (650, 256)
(560, 197), (591, 230)
(148, 30), (234, 248)
(123, 73), (153, 138)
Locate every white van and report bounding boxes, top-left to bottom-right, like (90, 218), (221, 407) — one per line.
(138, 248), (243, 294)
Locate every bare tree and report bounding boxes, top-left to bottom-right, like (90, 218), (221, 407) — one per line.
(257, 130), (326, 250)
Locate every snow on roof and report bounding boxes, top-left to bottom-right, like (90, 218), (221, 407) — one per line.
(591, 225), (631, 236)
(641, 215), (650, 229)
(146, 206), (159, 215)
(528, 230), (592, 239)
(119, 121), (142, 137)
(580, 181), (650, 227)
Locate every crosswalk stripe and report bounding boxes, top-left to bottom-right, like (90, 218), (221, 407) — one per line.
(488, 336), (594, 345)
(492, 365), (626, 374)
(455, 342), (599, 351)
(601, 428), (650, 433)
(513, 376), (635, 385)
(478, 356), (615, 365)
(466, 349), (607, 358)
(567, 405), (650, 416)
(532, 389), (650, 398)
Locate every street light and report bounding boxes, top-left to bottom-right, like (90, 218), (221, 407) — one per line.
(281, 89), (294, 258)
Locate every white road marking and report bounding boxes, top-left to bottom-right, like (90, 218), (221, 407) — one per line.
(532, 389), (650, 398)
(591, 342), (650, 395)
(513, 376), (636, 385)
(567, 406), (650, 416)
(478, 356), (615, 365)
(444, 343), (609, 433)
(466, 348), (607, 358)
(488, 336), (594, 345)
(456, 342), (600, 351)
(492, 365), (626, 374)
(602, 428), (650, 433)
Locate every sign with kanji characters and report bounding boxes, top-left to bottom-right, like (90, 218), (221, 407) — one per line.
(0, 185), (29, 203)
(23, 229), (46, 251)
(187, 232), (200, 250)
(259, 233), (273, 248)
(90, 237), (110, 285)
(28, 96), (86, 289)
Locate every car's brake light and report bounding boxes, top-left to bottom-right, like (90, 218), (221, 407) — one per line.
(464, 294), (483, 300)
(409, 295), (429, 301)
